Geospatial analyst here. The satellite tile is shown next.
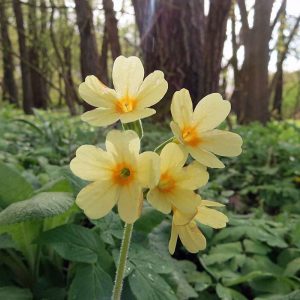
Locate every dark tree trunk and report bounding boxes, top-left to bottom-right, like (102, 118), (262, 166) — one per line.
(234, 0), (274, 124)
(103, 0), (121, 60)
(133, 0), (205, 118)
(0, 1), (18, 105)
(74, 0), (105, 80)
(200, 0), (231, 99)
(28, 0), (48, 109)
(272, 0), (286, 119)
(49, 0), (77, 116)
(13, 0), (33, 114)
(75, 0), (106, 110)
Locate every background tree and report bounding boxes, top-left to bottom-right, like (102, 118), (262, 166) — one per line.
(0, 0), (18, 105)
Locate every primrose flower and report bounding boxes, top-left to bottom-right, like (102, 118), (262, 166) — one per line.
(169, 200), (229, 254)
(147, 143), (209, 215)
(70, 130), (159, 224)
(170, 89), (243, 168)
(79, 56), (168, 126)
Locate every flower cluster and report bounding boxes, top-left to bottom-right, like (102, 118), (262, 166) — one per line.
(70, 56), (242, 254)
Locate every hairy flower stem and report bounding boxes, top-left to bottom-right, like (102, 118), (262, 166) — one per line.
(112, 223), (133, 300)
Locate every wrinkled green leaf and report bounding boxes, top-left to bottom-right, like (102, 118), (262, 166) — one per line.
(0, 192), (74, 225)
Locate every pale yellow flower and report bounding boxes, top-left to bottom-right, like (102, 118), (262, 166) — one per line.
(147, 143), (209, 215)
(170, 89), (243, 168)
(169, 199), (229, 254)
(79, 56), (168, 126)
(70, 130), (160, 224)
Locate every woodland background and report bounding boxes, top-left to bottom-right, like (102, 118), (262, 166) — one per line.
(0, 1), (300, 300)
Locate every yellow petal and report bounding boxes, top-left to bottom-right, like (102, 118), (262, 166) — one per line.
(147, 188), (172, 214)
(199, 130), (243, 157)
(136, 71), (168, 108)
(160, 143), (187, 172)
(76, 180), (119, 219)
(177, 161), (209, 190)
(118, 183), (143, 224)
(170, 121), (184, 143)
(193, 93), (231, 132)
(106, 130), (140, 162)
(81, 108), (119, 127)
(168, 222), (178, 255)
(200, 200), (225, 207)
(137, 151), (160, 188)
(189, 147), (225, 168)
(173, 209), (196, 226)
(171, 89), (193, 128)
(195, 206), (228, 229)
(178, 221), (206, 253)
(169, 189), (200, 214)
(119, 108), (156, 124)
(70, 145), (114, 181)
(79, 76), (117, 108)
(112, 56), (144, 97)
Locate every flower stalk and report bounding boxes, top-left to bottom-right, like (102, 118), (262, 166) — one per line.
(112, 223), (133, 300)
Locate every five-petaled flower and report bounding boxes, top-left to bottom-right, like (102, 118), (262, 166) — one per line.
(170, 89), (243, 168)
(78, 56), (168, 126)
(70, 130), (159, 224)
(70, 55), (243, 256)
(169, 199), (229, 254)
(147, 143), (209, 216)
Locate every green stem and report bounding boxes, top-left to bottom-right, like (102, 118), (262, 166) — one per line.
(154, 136), (175, 153)
(112, 223), (133, 300)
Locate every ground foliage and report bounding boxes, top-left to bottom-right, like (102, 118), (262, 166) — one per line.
(0, 106), (299, 299)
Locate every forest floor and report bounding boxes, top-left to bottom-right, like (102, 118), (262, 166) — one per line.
(0, 106), (299, 300)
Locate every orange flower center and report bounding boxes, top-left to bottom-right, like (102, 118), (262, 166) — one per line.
(115, 96), (137, 113)
(158, 172), (176, 193)
(182, 126), (201, 147)
(112, 162), (135, 186)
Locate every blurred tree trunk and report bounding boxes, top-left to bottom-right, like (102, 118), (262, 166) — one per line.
(75, 0), (107, 110)
(13, 0), (33, 114)
(133, 0), (230, 119)
(49, 0), (77, 115)
(233, 0), (274, 124)
(200, 0), (231, 99)
(103, 0), (121, 59)
(272, 0), (286, 120)
(28, 0), (48, 109)
(0, 1), (19, 106)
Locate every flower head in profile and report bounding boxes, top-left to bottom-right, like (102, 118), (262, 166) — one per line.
(170, 89), (243, 168)
(70, 130), (159, 224)
(169, 199), (228, 254)
(147, 143), (209, 215)
(79, 56), (168, 126)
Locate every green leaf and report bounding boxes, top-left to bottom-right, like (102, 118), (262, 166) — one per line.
(39, 224), (112, 269)
(0, 286), (32, 300)
(68, 263), (113, 300)
(0, 233), (16, 249)
(0, 162), (33, 208)
(254, 290), (300, 300)
(216, 284), (247, 300)
(223, 271), (271, 287)
(129, 269), (177, 300)
(134, 206), (165, 234)
(243, 239), (270, 255)
(284, 258), (300, 276)
(92, 212), (123, 245)
(0, 221), (41, 268)
(0, 192), (74, 225)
